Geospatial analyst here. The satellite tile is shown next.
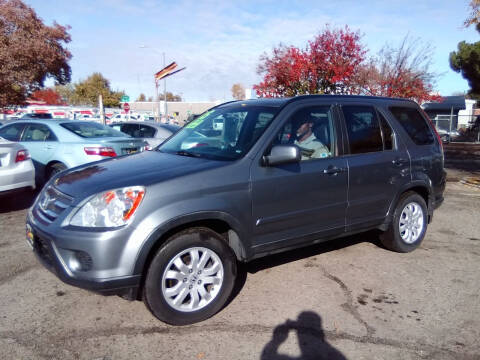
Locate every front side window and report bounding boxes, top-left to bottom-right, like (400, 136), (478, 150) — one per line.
(159, 105), (279, 161)
(21, 123), (57, 142)
(389, 107), (434, 145)
(119, 124), (140, 137)
(61, 122), (127, 138)
(273, 105), (335, 161)
(342, 106), (383, 154)
(0, 123), (25, 141)
(138, 125), (156, 138)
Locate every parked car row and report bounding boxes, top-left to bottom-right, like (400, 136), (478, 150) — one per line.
(0, 119), (148, 187)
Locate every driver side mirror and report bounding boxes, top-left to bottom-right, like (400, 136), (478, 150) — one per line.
(262, 145), (301, 166)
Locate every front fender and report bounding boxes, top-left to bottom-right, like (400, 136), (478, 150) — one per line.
(130, 203), (250, 275)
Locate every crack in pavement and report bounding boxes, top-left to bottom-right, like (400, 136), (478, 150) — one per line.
(0, 323), (476, 360)
(320, 266), (376, 337)
(0, 264), (39, 287)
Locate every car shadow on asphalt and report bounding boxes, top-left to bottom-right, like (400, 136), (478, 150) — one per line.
(0, 189), (39, 213)
(261, 311), (348, 360)
(245, 231), (380, 274)
(227, 232), (381, 310)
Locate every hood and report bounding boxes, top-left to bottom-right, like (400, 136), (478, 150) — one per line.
(52, 150), (228, 199)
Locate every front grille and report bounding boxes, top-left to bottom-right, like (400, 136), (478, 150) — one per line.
(35, 186), (73, 223)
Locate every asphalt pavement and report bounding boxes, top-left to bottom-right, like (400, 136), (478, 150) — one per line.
(0, 166), (479, 360)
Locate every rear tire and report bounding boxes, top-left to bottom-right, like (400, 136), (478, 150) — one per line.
(380, 192), (428, 253)
(47, 162), (67, 181)
(143, 227), (237, 325)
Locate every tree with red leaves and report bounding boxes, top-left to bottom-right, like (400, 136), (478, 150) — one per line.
(0, 0), (71, 108)
(254, 26), (366, 97)
(31, 88), (64, 105)
(254, 28), (441, 103)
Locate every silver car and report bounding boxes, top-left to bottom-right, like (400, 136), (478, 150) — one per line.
(110, 122), (180, 148)
(0, 137), (35, 193)
(0, 120), (147, 184)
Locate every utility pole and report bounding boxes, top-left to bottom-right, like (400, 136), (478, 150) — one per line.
(155, 81), (160, 123)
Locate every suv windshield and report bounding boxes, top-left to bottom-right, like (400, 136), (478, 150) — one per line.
(61, 121), (127, 138)
(159, 105), (279, 161)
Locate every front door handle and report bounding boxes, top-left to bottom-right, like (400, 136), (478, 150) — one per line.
(323, 166), (347, 175)
(45, 145), (54, 150)
(392, 158), (408, 167)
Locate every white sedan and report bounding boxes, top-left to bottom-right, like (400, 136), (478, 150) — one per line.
(0, 137), (35, 193)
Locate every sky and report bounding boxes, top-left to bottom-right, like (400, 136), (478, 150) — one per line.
(26, 0), (480, 102)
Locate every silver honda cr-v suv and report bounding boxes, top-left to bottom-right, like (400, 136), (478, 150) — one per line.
(26, 95), (445, 325)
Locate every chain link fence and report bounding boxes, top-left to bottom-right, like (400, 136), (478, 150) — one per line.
(431, 114), (480, 143)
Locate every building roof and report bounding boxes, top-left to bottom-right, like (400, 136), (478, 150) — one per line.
(423, 96), (466, 111)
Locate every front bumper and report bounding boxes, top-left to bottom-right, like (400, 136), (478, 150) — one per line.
(26, 214), (141, 300)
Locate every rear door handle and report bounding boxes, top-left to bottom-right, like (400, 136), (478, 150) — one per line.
(323, 166), (347, 175)
(392, 158), (408, 166)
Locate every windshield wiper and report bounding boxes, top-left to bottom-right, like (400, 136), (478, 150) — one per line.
(174, 150), (202, 158)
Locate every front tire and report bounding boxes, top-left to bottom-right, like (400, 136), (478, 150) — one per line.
(144, 228), (237, 325)
(380, 192), (428, 253)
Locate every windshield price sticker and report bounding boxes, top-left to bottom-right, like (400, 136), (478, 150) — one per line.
(186, 110), (214, 129)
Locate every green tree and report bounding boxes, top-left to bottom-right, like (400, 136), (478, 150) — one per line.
(450, 25), (480, 99)
(71, 73), (124, 107)
(136, 93), (146, 101)
(0, 0), (72, 108)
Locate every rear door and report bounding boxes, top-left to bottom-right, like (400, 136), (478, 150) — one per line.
(19, 123), (59, 180)
(339, 104), (411, 230)
(20, 123), (58, 164)
(250, 102), (348, 252)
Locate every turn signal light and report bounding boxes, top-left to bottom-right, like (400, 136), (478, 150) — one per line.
(84, 147), (117, 157)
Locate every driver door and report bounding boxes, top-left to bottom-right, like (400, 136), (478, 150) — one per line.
(250, 103), (348, 253)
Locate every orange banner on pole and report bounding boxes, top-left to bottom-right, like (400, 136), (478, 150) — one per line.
(154, 62), (178, 81)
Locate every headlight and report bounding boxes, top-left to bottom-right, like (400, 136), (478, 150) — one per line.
(70, 186), (145, 227)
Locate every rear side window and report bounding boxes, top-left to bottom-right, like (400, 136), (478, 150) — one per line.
(0, 123), (25, 141)
(389, 107), (434, 145)
(21, 123), (57, 141)
(342, 106), (383, 154)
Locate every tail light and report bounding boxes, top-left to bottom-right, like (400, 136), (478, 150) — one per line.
(15, 149), (30, 162)
(84, 147), (117, 157)
(145, 145), (152, 151)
